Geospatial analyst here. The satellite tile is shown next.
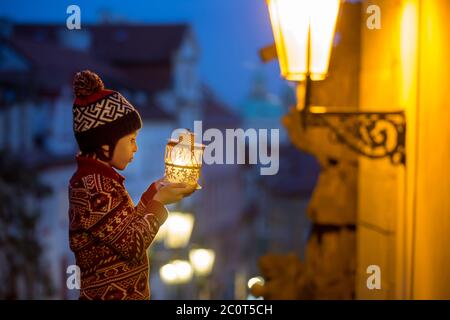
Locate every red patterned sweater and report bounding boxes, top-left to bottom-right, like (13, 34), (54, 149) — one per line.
(68, 156), (168, 300)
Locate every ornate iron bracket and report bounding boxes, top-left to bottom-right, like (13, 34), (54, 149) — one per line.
(303, 106), (406, 166)
(257, 46), (406, 166)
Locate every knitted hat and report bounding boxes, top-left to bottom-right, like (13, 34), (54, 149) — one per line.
(72, 70), (142, 153)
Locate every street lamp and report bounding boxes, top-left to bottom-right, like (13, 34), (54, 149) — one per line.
(267, 0), (341, 81)
(160, 260), (193, 285)
(263, 0), (406, 165)
(189, 248), (216, 299)
(158, 212), (195, 299)
(164, 211), (195, 249)
(160, 262), (178, 285)
(247, 276), (265, 289)
(248, 276), (265, 300)
(189, 248), (215, 277)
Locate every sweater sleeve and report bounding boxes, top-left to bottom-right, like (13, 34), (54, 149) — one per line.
(75, 174), (168, 262)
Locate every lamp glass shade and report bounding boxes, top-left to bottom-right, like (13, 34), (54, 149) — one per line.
(309, 0), (341, 80)
(267, 0), (341, 81)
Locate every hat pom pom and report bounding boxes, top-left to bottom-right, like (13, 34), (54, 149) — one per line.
(73, 70), (105, 98)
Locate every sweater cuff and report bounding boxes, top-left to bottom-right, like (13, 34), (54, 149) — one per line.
(146, 199), (168, 225)
(141, 182), (158, 205)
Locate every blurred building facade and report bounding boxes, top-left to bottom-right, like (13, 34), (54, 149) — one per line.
(0, 19), (318, 300)
(279, 0), (450, 300)
(356, 0), (450, 299)
(0, 22), (248, 299)
(236, 71), (319, 299)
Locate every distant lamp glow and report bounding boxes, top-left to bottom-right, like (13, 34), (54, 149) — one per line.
(164, 130), (205, 188)
(247, 276), (265, 289)
(267, 0), (341, 81)
(160, 260), (193, 285)
(172, 260), (193, 284)
(164, 212), (194, 248)
(160, 263), (178, 285)
(189, 248), (216, 276)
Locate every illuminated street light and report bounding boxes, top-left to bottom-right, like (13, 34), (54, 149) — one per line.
(159, 260), (193, 285)
(264, 0), (406, 164)
(267, 0), (341, 81)
(189, 248), (216, 277)
(247, 276), (265, 289)
(164, 211), (194, 249)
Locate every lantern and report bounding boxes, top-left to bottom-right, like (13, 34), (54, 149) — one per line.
(164, 130), (205, 188)
(267, 0), (341, 81)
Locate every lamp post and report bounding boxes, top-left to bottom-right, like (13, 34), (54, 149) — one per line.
(157, 211), (195, 299)
(160, 259), (194, 299)
(248, 276), (265, 299)
(189, 248), (216, 299)
(264, 0), (406, 165)
(155, 211), (216, 299)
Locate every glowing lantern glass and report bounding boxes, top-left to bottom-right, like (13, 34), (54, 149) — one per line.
(267, 0), (341, 81)
(164, 130), (205, 188)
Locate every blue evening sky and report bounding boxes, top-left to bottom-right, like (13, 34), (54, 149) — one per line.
(0, 0), (285, 109)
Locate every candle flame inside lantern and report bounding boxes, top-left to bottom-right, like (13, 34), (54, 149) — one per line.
(164, 130), (205, 188)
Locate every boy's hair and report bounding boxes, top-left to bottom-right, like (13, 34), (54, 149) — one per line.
(72, 70), (142, 157)
(79, 142), (116, 161)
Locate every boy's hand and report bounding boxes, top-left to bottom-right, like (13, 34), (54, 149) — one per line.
(153, 182), (197, 205)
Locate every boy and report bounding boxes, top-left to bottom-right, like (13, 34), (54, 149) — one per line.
(68, 70), (195, 300)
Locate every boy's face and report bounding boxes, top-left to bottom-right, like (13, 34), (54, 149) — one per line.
(108, 130), (139, 170)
